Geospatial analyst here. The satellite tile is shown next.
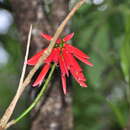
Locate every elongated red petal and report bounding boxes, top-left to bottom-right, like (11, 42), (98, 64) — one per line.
(63, 33), (74, 42)
(45, 50), (55, 63)
(33, 64), (50, 86)
(44, 48), (59, 64)
(78, 80), (87, 87)
(69, 67), (80, 84)
(52, 48), (60, 63)
(63, 58), (69, 77)
(77, 71), (86, 81)
(59, 55), (66, 75)
(65, 44), (90, 59)
(69, 68), (87, 87)
(45, 48), (60, 63)
(40, 33), (52, 41)
(61, 50), (69, 76)
(61, 74), (67, 94)
(27, 49), (47, 65)
(69, 68), (79, 81)
(69, 67), (79, 80)
(41, 32), (62, 44)
(74, 54), (93, 67)
(63, 50), (82, 72)
(62, 50), (70, 70)
(59, 55), (69, 76)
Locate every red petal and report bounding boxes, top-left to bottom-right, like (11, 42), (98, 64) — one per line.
(69, 68), (79, 81)
(63, 50), (82, 72)
(78, 72), (86, 81)
(62, 49), (70, 70)
(27, 48), (47, 65)
(59, 55), (66, 75)
(41, 32), (62, 44)
(69, 67), (80, 84)
(61, 74), (67, 94)
(40, 33), (52, 41)
(74, 54), (93, 67)
(69, 68), (87, 87)
(78, 81), (87, 87)
(61, 51), (69, 76)
(44, 48), (61, 64)
(69, 67), (78, 80)
(52, 48), (60, 63)
(59, 55), (69, 76)
(33, 64), (50, 86)
(45, 49), (56, 63)
(65, 44), (90, 59)
(63, 33), (74, 42)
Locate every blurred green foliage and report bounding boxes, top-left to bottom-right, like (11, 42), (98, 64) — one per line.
(0, 26), (29, 129)
(0, 0), (130, 130)
(72, 0), (130, 130)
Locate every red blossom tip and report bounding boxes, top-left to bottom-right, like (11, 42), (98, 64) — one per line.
(79, 81), (88, 87)
(61, 75), (67, 95)
(65, 44), (90, 59)
(59, 54), (69, 77)
(63, 32), (74, 42)
(40, 32), (52, 41)
(32, 64), (50, 86)
(74, 54), (93, 67)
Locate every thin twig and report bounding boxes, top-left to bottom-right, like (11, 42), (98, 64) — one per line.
(6, 63), (56, 129)
(0, 0), (85, 128)
(0, 25), (32, 128)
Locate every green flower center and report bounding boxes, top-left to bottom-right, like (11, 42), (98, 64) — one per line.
(55, 40), (65, 49)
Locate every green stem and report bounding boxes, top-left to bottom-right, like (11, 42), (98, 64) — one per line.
(11, 63), (56, 125)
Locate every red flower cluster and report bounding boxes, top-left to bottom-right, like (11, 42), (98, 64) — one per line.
(27, 33), (93, 94)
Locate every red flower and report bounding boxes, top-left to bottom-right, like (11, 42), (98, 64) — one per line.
(27, 33), (93, 94)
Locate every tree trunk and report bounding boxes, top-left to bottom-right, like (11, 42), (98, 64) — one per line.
(10, 0), (73, 130)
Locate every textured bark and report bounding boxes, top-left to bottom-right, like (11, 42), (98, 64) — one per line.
(124, 120), (130, 130)
(10, 0), (73, 130)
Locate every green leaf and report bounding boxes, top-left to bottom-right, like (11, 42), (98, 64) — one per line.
(107, 100), (126, 128)
(120, 14), (130, 83)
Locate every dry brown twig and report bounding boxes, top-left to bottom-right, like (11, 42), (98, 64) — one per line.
(0, 24), (32, 129)
(0, 0), (86, 129)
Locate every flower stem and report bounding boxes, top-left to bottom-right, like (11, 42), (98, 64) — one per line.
(6, 63), (56, 129)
